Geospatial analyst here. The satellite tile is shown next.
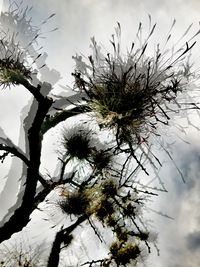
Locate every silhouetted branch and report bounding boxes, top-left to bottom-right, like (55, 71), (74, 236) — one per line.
(41, 105), (86, 135)
(32, 172), (76, 212)
(88, 218), (104, 243)
(21, 79), (43, 101)
(81, 259), (105, 267)
(47, 214), (88, 267)
(0, 143), (29, 166)
(0, 93), (53, 243)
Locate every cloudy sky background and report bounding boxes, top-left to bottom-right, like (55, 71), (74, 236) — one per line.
(1, 0), (200, 266)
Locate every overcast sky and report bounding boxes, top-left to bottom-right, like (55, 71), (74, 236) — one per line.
(1, 0), (200, 266)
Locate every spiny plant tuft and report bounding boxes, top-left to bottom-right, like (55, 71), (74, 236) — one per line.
(58, 189), (90, 216)
(0, 36), (32, 88)
(61, 125), (94, 161)
(110, 240), (141, 266)
(72, 21), (198, 151)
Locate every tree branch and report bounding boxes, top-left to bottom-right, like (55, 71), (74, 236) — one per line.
(32, 172), (76, 212)
(41, 105), (86, 135)
(0, 143), (49, 188)
(0, 94), (53, 243)
(19, 78), (44, 102)
(0, 144), (29, 166)
(47, 214), (88, 267)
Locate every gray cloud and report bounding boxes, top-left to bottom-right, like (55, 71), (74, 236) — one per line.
(149, 140), (200, 267)
(186, 231), (200, 251)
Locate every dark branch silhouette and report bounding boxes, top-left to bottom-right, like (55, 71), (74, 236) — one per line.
(0, 81), (53, 243)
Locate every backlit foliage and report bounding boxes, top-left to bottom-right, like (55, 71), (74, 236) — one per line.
(0, 3), (200, 267)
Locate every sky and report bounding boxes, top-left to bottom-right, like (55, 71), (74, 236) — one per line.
(1, 0), (200, 266)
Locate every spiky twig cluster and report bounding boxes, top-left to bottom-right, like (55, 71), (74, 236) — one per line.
(56, 170), (157, 266)
(62, 125), (93, 161)
(0, 236), (45, 267)
(60, 124), (114, 174)
(0, 36), (32, 88)
(72, 21), (198, 152)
